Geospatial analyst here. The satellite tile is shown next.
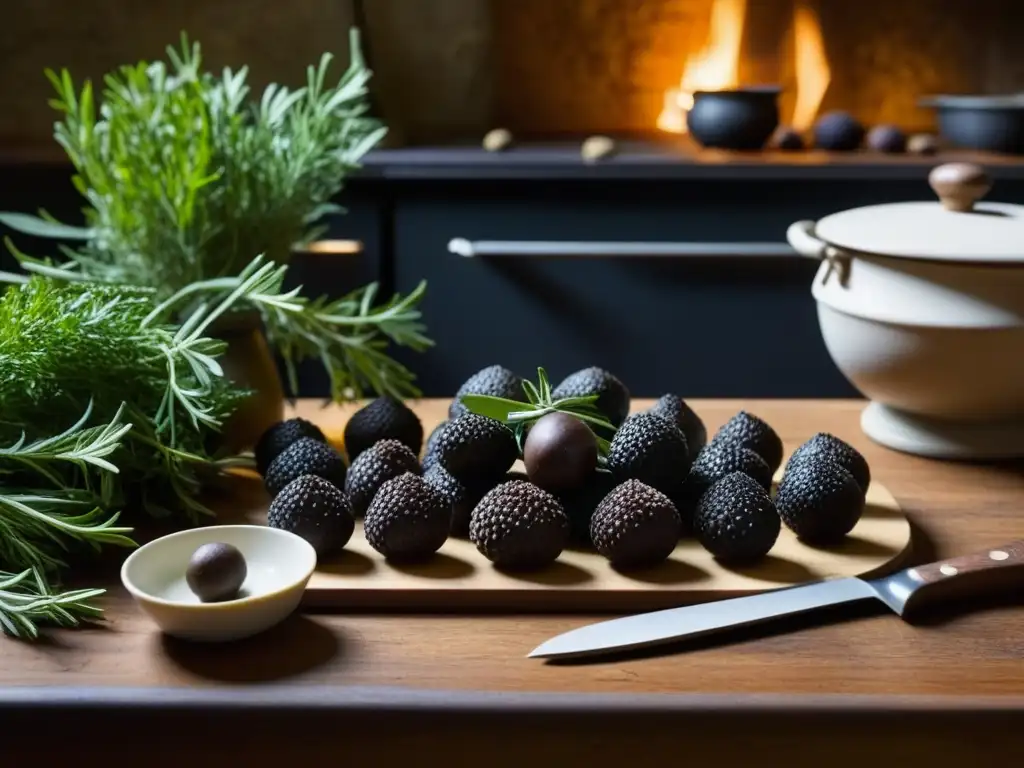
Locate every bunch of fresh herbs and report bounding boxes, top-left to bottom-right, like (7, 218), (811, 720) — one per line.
(0, 28), (431, 401)
(0, 255), (306, 639)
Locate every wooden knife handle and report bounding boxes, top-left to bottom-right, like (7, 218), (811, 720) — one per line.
(902, 540), (1024, 614)
(913, 540), (1024, 582)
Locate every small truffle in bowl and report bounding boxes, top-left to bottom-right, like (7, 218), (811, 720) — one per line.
(185, 542), (248, 603)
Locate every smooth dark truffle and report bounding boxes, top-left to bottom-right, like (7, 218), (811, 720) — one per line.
(523, 412), (598, 492)
(185, 542), (247, 602)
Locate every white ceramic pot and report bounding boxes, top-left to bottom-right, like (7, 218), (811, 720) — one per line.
(786, 162), (1024, 459)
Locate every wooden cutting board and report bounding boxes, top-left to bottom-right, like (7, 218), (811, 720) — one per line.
(230, 400), (913, 612)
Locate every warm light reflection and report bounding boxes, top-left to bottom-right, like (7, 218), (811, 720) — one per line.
(791, 3), (831, 131)
(657, 0), (747, 134)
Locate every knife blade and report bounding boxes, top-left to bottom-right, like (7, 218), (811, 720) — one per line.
(528, 539), (1024, 660)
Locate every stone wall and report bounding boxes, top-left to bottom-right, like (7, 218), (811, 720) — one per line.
(3, 0), (1022, 152)
(0, 0), (357, 156)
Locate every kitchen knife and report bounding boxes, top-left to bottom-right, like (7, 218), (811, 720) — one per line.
(528, 540), (1024, 660)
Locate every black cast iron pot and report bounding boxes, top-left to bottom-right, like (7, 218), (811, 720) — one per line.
(920, 94), (1024, 155)
(686, 86), (781, 150)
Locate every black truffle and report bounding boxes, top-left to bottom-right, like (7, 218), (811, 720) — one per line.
(676, 441), (774, 521)
(775, 457), (864, 544)
(254, 418), (327, 476)
(433, 413), (518, 486)
(711, 410), (784, 474)
(364, 472), (451, 560)
(267, 474), (355, 556)
(344, 438), (421, 517)
(264, 437), (346, 498)
(469, 480), (569, 569)
(772, 126), (805, 151)
(693, 472), (781, 563)
(813, 111), (865, 151)
(423, 463), (481, 537)
(590, 480), (681, 568)
(450, 365), (525, 419)
(551, 366), (631, 428)
(421, 419), (448, 472)
(867, 124), (907, 153)
(606, 412), (691, 496)
(648, 394), (707, 463)
(786, 432), (871, 493)
(343, 395), (423, 461)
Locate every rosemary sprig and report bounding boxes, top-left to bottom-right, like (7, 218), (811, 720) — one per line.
(0, 568), (105, 640)
(459, 367), (618, 457)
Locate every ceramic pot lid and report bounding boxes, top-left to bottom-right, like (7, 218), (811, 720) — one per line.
(814, 163), (1024, 263)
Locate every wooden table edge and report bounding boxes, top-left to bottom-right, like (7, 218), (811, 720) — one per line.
(4, 686), (1024, 717)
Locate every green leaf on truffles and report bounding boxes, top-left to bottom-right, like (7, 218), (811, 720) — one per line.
(459, 367), (617, 458)
(457, 394), (531, 423)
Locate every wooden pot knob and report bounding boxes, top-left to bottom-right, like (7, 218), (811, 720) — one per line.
(928, 162), (993, 212)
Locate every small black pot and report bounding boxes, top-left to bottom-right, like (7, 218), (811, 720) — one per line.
(686, 87), (781, 150)
(921, 95), (1024, 155)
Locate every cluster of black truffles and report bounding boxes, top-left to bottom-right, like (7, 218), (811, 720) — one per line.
(257, 363), (872, 574)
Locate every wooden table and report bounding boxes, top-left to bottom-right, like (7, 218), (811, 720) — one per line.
(4, 399), (1024, 766)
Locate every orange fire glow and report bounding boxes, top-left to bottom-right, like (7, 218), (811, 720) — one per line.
(657, 0), (832, 135)
(790, 4), (831, 131)
(657, 0), (747, 134)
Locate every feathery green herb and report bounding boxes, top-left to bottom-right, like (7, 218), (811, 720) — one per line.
(0, 28), (431, 401)
(0, 259), (294, 638)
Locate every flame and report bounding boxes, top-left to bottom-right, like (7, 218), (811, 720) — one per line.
(657, 0), (748, 134)
(791, 4), (831, 131)
(657, 0), (832, 136)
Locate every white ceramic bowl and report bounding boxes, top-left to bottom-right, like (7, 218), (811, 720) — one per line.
(121, 525), (317, 642)
(786, 162), (1024, 459)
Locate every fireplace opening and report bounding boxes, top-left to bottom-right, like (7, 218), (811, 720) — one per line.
(360, 0), (1024, 156)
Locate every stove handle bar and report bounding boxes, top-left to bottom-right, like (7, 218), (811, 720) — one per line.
(447, 238), (797, 259)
